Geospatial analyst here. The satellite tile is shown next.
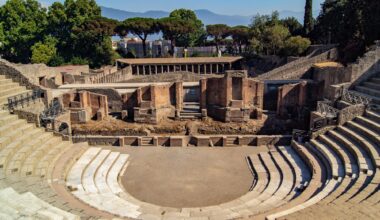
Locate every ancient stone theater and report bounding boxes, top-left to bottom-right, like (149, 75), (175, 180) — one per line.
(0, 43), (380, 220)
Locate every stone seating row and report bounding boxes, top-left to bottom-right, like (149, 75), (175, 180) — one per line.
(0, 187), (78, 220)
(66, 146), (312, 219)
(268, 110), (380, 219)
(0, 75), (31, 106)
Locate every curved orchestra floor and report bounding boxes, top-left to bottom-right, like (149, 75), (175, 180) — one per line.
(120, 147), (267, 208)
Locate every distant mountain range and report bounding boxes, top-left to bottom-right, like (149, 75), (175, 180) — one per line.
(101, 6), (319, 26)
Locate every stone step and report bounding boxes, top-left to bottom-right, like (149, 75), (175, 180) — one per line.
(0, 87), (26, 97)
(277, 146), (311, 190)
(0, 123), (34, 142)
(363, 82), (380, 91)
(179, 115), (200, 120)
(6, 132), (55, 175)
(34, 142), (72, 178)
(319, 134), (358, 177)
(82, 150), (111, 193)
(0, 78), (13, 84)
(0, 128), (43, 170)
(67, 147), (102, 190)
(95, 152), (120, 194)
(180, 111), (201, 116)
(0, 114), (19, 126)
(355, 86), (380, 98)
(0, 89), (32, 106)
(335, 127), (375, 172)
(345, 121), (380, 157)
(370, 77), (380, 84)
(310, 139), (345, 180)
(0, 119), (27, 136)
(0, 82), (23, 91)
(355, 116), (380, 134)
(365, 110), (380, 124)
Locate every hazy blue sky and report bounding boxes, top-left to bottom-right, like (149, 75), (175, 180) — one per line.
(0, 0), (325, 16)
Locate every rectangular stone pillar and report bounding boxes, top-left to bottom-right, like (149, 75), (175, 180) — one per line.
(143, 65), (146, 75)
(216, 64), (219, 73)
(200, 79), (207, 109)
(155, 65), (158, 74)
(210, 64), (213, 74)
(198, 64), (200, 74)
(204, 64), (207, 74)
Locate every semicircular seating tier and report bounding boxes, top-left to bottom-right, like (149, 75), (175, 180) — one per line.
(65, 146), (315, 219)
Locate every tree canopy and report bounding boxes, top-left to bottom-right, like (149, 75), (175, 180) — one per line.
(0, 0), (47, 63)
(206, 24), (231, 52)
(313, 0), (380, 62)
(0, 0), (116, 68)
(303, 0), (313, 35)
(169, 9), (206, 47)
(118, 18), (158, 57)
(158, 17), (196, 55)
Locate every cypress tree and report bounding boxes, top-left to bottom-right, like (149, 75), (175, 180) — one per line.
(304, 0), (313, 35)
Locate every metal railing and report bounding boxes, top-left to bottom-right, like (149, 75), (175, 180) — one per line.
(341, 89), (372, 106)
(40, 98), (63, 126)
(5, 89), (43, 111)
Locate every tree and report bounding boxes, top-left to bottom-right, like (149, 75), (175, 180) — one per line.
(263, 24), (290, 55)
(206, 24), (231, 52)
(230, 26), (250, 54)
(72, 17), (117, 68)
(120, 18), (158, 57)
(0, 23), (4, 51)
(282, 36), (311, 56)
(158, 17), (195, 56)
(169, 9), (205, 47)
(281, 17), (303, 36)
(0, 0), (47, 63)
(64, 0), (101, 28)
(249, 12), (286, 55)
(303, 0), (313, 35)
(31, 37), (57, 64)
(362, 0), (380, 44)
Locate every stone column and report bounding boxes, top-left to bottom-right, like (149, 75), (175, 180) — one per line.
(185, 65), (188, 72)
(204, 64), (207, 74)
(210, 64), (213, 74)
(155, 65), (158, 75)
(143, 65), (146, 75)
(198, 64), (201, 74)
(216, 64), (219, 73)
(200, 79), (207, 109)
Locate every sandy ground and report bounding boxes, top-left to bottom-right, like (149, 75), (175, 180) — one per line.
(118, 146), (268, 208)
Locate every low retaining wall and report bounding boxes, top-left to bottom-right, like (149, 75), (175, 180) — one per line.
(72, 135), (292, 147)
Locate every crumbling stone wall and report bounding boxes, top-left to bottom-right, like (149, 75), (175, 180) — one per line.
(133, 83), (176, 124)
(202, 71), (264, 122)
(338, 104), (365, 125)
(78, 88), (123, 112)
(314, 43), (380, 100)
(63, 91), (109, 124)
(277, 81), (323, 129)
